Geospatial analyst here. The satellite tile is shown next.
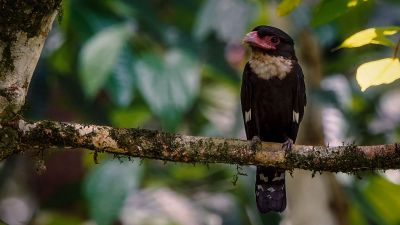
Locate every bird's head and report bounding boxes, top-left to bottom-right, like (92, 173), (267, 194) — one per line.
(243, 26), (296, 59)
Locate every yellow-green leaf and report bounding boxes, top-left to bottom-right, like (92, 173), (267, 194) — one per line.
(347, 0), (367, 7)
(356, 58), (400, 91)
(277, 0), (301, 16)
(338, 27), (400, 49)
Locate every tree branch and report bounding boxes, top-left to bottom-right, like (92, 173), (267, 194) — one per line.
(1, 119), (399, 172)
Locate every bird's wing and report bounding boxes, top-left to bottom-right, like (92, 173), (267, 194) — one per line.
(241, 63), (257, 140)
(288, 63), (307, 141)
(295, 63), (306, 124)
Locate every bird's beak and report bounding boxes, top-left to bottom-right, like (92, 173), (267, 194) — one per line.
(242, 31), (275, 50)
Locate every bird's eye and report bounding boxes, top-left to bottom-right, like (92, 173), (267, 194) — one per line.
(270, 36), (280, 44)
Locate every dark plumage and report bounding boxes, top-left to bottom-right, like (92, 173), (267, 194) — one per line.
(241, 26), (306, 213)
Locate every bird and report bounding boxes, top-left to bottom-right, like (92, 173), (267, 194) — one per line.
(240, 26), (306, 213)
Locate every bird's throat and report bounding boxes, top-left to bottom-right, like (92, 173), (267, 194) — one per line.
(249, 51), (293, 80)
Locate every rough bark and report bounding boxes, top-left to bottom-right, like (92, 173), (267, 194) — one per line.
(1, 119), (399, 172)
(0, 0), (61, 119)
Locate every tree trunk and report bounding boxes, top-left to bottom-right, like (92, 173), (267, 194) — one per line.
(0, 0), (61, 119)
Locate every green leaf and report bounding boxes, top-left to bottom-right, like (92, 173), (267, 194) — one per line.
(171, 164), (210, 181)
(84, 160), (141, 225)
(194, 0), (256, 42)
(110, 105), (151, 128)
(348, 202), (369, 225)
(276, 0), (301, 16)
(49, 41), (74, 74)
(106, 47), (136, 107)
(356, 58), (400, 91)
(135, 49), (200, 131)
(79, 23), (133, 98)
(363, 176), (400, 225)
(311, 0), (368, 27)
(337, 27), (400, 49)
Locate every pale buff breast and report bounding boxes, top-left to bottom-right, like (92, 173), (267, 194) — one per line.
(248, 51), (293, 80)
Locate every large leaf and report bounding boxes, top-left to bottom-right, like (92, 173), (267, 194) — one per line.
(79, 23), (133, 98)
(135, 49), (200, 131)
(337, 27), (400, 49)
(106, 47), (136, 107)
(194, 0), (256, 42)
(276, 0), (301, 16)
(356, 58), (400, 91)
(348, 202), (369, 225)
(84, 160), (141, 225)
(70, 1), (119, 40)
(363, 176), (400, 225)
(311, 0), (368, 27)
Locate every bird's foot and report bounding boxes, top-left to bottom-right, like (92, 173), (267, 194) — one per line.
(282, 138), (293, 155)
(251, 136), (262, 153)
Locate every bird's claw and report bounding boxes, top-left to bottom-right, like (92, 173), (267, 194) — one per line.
(282, 138), (293, 154)
(251, 136), (262, 152)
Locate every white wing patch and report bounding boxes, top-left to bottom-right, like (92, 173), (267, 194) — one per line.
(259, 173), (268, 182)
(293, 110), (299, 123)
(272, 173), (285, 182)
(245, 109), (251, 123)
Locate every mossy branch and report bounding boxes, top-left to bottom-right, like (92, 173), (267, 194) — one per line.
(1, 119), (400, 172)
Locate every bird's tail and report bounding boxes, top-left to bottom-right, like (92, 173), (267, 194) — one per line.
(255, 166), (286, 213)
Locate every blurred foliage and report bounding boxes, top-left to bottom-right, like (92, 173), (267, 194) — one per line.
(134, 49), (200, 130)
(79, 22), (134, 98)
(356, 58), (400, 91)
(338, 27), (400, 91)
(338, 27), (400, 48)
(311, 0), (369, 27)
(1, 0), (400, 225)
(276, 0), (301, 16)
(84, 160), (141, 225)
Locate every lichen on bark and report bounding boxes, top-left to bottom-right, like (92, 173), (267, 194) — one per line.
(1, 119), (400, 172)
(0, 0), (61, 71)
(0, 0), (62, 118)
(0, 123), (20, 159)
